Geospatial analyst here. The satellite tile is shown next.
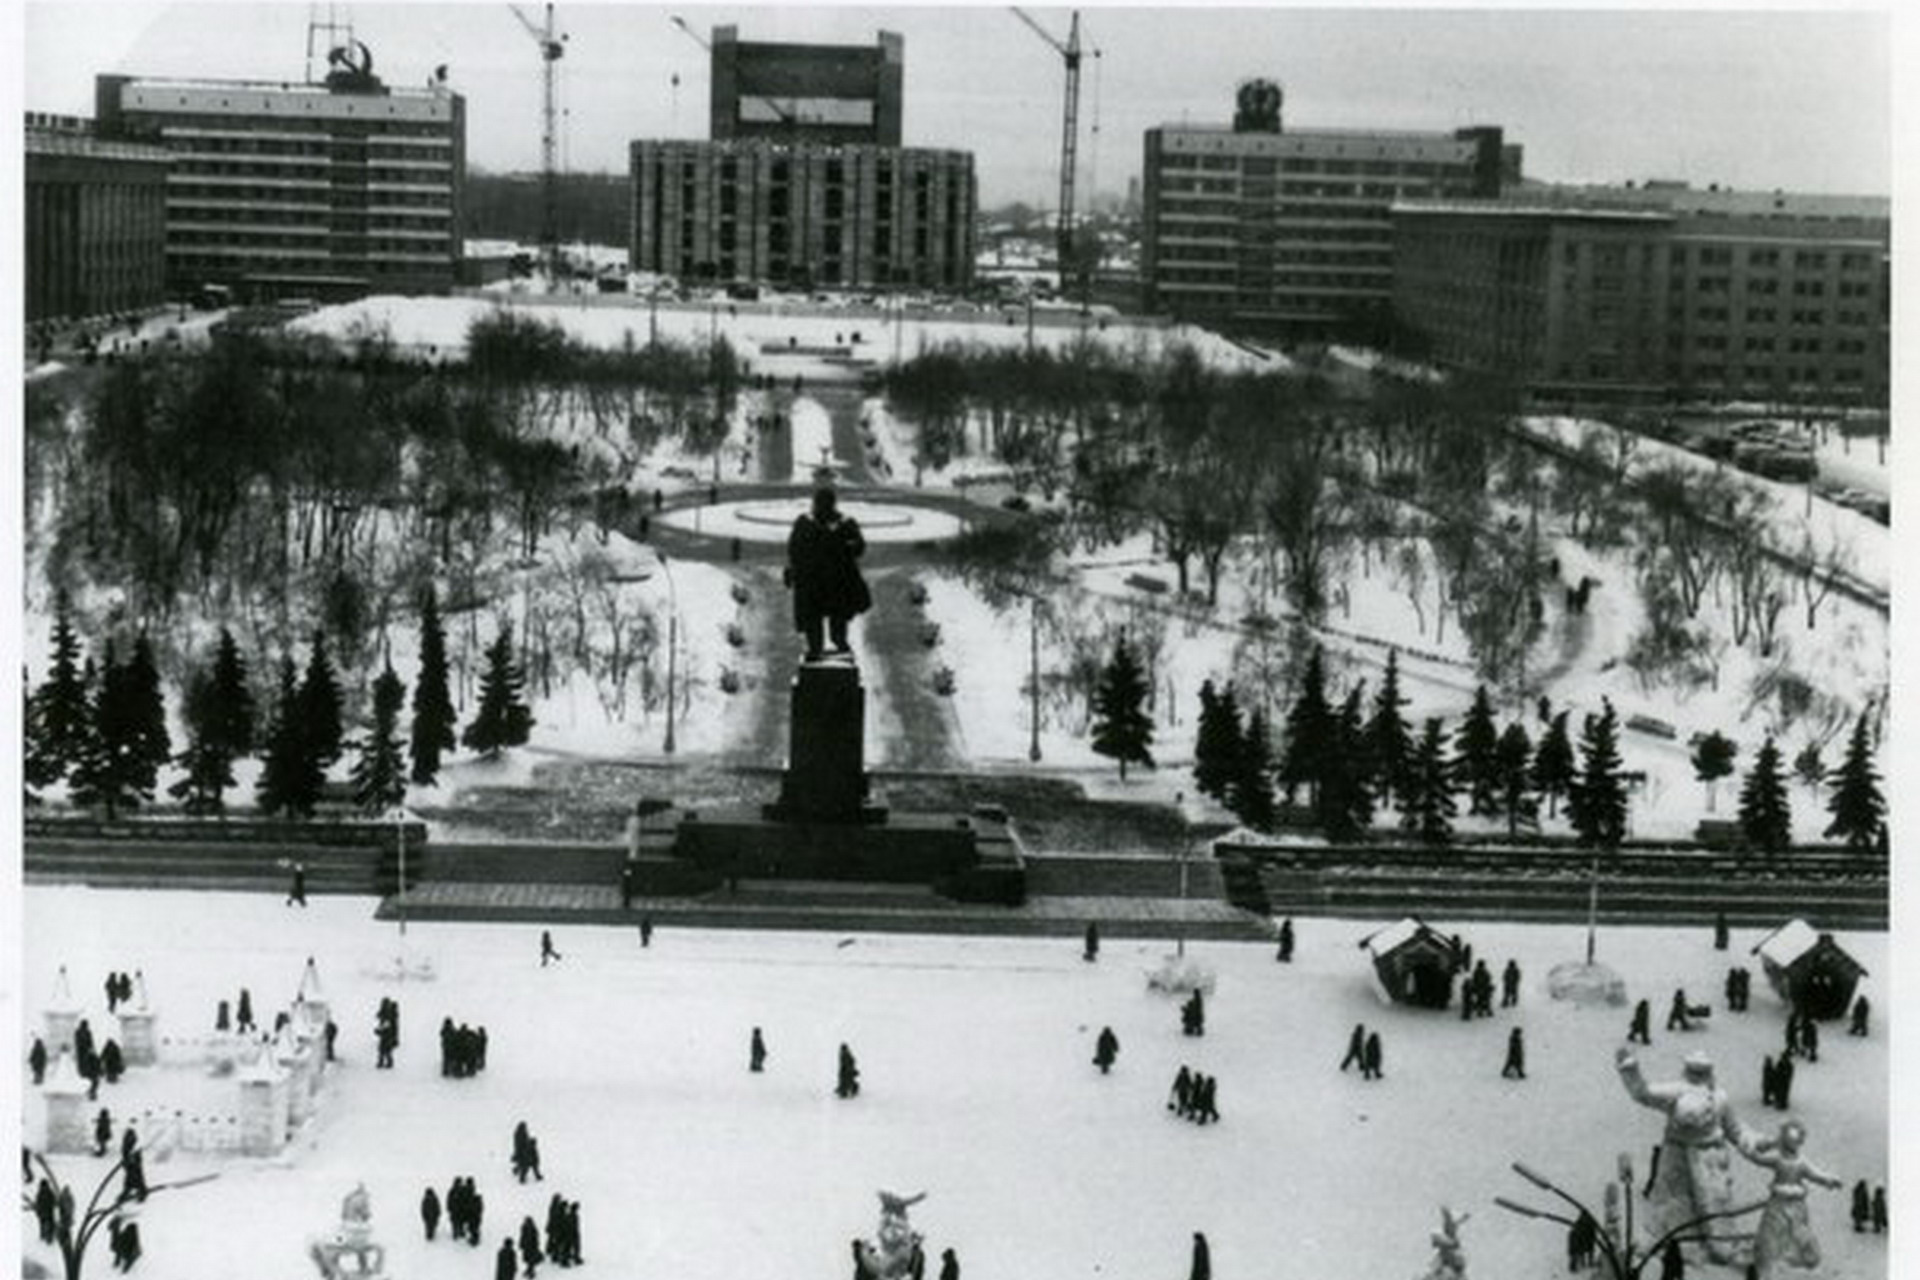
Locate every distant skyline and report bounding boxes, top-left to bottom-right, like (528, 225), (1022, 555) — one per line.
(17, 3), (1897, 208)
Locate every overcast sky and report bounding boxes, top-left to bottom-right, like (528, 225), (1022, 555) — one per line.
(15, 3), (1898, 207)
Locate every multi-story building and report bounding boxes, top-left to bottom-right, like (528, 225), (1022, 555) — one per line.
(1141, 80), (1513, 338)
(631, 27), (974, 292)
(1391, 184), (1891, 408)
(710, 24), (904, 147)
(24, 112), (170, 323)
(94, 52), (465, 302)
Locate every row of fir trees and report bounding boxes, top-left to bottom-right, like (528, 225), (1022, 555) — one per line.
(24, 589), (536, 820)
(1189, 647), (1884, 852)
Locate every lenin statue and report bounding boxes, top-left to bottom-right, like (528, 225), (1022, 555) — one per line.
(786, 487), (871, 661)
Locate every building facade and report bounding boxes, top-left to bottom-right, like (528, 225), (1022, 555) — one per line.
(24, 113), (170, 323)
(95, 63), (465, 302)
(710, 25), (904, 147)
(630, 139), (974, 290)
(1141, 81), (1511, 338)
(1391, 185), (1891, 408)
(632, 27), (974, 292)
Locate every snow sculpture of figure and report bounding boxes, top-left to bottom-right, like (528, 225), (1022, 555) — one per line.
(1415, 1207), (1469, 1280)
(1738, 1120), (1842, 1280)
(857, 1190), (927, 1280)
(1615, 1047), (1756, 1264)
(311, 1183), (386, 1279)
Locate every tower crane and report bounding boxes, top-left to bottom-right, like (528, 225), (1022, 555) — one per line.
(1010, 7), (1095, 302)
(509, 3), (568, 281)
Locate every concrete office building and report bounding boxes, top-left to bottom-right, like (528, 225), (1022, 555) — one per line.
(632, 27), (974, 291)
(1142, 79), (1513, 338)
(25, 113), (171, 324)
(1391, 185), (1890, 408)
(95, 49), (465, 302)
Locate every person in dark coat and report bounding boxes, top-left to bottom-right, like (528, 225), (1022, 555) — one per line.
(496, 1237), (519, 1280)
(519, 1214), (544, 1277)
(1168, 1065), (1193, 1116)
(1849, 995), (1870, 1036)
(1801, 1017), (1819, 1062)
(1188, 1231), (1211, 1280)
(1567, 1209), (1598, 1270)
(1871, 1185), (1887, 1233)
(1501, 959), (1522, 1007)
(540, 930), (562, 966)
(1340, 1023), (1366, 1072)
(74, 1019), (95, 1065)
(29, 1037), (47, 1085)
(470, 1184), (486, 1246)
(1725, 968), (1742, 1013)
(852, 1238), (870, 1280)
(1851, 1180), (1872, 1231)
(938, 1247), (959, 1280)
(236, 989), (255, 1034)
(785, 487), (870, 660)
(447, 1178), (468, 1242)
(1501, 1027), (1527, 1079)
(564, 1200), (583, 1265)
(215, 999), (231, 1032)
(105, 973), (120, 1013)
(1083, 921), (1100, 962)
(122, 1149), (146, 1201)
(640, 915), (653, 948)
(1774, 1053), (1795, 1110)
(101, 1040), (124, 1084)
(112, 1217), (141, 1271)
(376, 1020), (397, 1070)
(94, 1108), (113, 1156)
(1761, 1055), (1778, 1109)
(1713, 910), (1730, 951)
(1628, 999), (1652, 1044)
(33, 1178), (57, 1243)
(1362, 1031), (1383, 1080)
(422, 1186), (442, 1241)
(324, 1020), (338, 1063)
(288, 861), (308, 907)
(836, 1044), (861, 1098)
(750, 1027), (768, 1073)
(1093, 1026), (1119, 1074)
(1276, 918), (1294, 963)
(512, 1122), (533, 1181)
(1659, 1237), (1685, 1280)
(524, 1137), (544, 1182)
(1666, 988), (1692, 1032)
(1194, 1074), (1219, 1124)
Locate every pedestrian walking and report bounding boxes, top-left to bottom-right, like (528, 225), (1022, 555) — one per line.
(1775, 1054), (1795, 1110)
(1093, 1026), (1119, 1075)
(1339, 1024), (1366, 1072)
(1276, 918), (1294, 963)
(1628, 998), (1652, 1044)
(236, 988), (255, 1034)
(1871, 1184), (1886, 1233)
(1362, 1031), (1383, 1081)
(287, 861), (308, 907)
(1083, 921), (1100, 962)
(34, 1179), (56, 1243)
(1761, 1055), (1777, 1109)
(836, 1044), (860, 1098)
(1501, 1027), (1527, 1080)
(1168, 1065), (1193, 1116)
(540, 931), (562, 966)
(422, 1187), (442, 1241)
(1666, 988), (1693, 1032)
(122, 1149), (146, 1201)
(1849, 995), (1870, 1037)
(1801, 1017), (1819, 1063)
(1714, 910), (1729, 951)
(1181, 990), (1206, 1037)
(93, 1108), (112, 1157)
(1568, 1209), (1598, 1270)
(1194, 1074), (1219, 1124)
(1659, 1237), (1685, 1280)
(1851, 1181), (1872, 1232)
(1502, 959), (1522, 1008)
(29, 1037), (47, 1086)
(938, 1247), (959, 1280)
(111, 1217), (141, 1272)
(750, 1027), (768, 1073)
(520, 1214), (544, 1277)
(496, 1237), (519, 1280)
(1188, 1231), (1211, 1280)
(101, 1040), (124, 1084)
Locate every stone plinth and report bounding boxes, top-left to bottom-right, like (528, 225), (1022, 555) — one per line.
(117, 1008), (158, 1066)
(42, 1052), (90, 1154)
(768, 659), (872, 824)
(238, 1058), (290, 1156)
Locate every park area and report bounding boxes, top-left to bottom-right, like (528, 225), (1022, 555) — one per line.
(19, 888), (1890, 1280)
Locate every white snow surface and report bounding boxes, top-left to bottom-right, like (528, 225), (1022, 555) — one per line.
(17, 890), (1890, 1280)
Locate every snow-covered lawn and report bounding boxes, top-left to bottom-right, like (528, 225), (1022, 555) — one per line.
(18, 889), (1889, 1280)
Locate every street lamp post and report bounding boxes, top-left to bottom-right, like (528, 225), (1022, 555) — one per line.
(1028, 595), (1043, 762)
(659, 551), (679, 756)
(387, 806), (410, 937)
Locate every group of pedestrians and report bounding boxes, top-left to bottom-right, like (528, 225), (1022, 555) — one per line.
(440, 1017), (490, 1077)
(437, 1175), (487, 1245)
(1723, 966), (1755, 1012)
(1458, 961), (1498, 1020)
(72, 1019), (124, 1100)
(1760, 1051), (1797, 1110)
(1179, 991), (1206, 1037)
(1167, 1066), (1220, 1124)
(1338, 1023), (1385, 1080)
(102, 971), (139, 1012)
(214, 988), (256, 1035)
(1849, 1181), (1889, 1234)
(1782, 1011), (1821, 1062)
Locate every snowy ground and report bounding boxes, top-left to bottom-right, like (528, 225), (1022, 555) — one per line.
(16, 889), (1891, 1280)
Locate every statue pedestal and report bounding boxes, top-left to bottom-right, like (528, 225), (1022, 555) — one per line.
(767, 659), (877, 824)
(42, 1060), (90, 1154)
(117, 1009), (158, 1066)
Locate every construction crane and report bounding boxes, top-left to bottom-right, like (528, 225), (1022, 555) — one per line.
(670, 16), (799, 135)
(1011, 7), (1092, 302)
(509, 4), (568, 281)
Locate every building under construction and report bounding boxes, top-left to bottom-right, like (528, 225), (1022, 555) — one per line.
(93, 41), (466, 303)
(631, 26), (974, 291)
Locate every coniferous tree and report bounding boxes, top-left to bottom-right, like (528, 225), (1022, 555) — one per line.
(1453, 684), (1502, 816)
(1404, 717), (1456, 845)
(70, 643), (151, 818)
(1364, 648), (1414, 811)
(207, 626), (257, 759)
(1495, 720), (1535, 835)
(463, 623), (535, 760)
(1278, 646), (1333, 806)
(257, 657), (324, 818)
(1738, 736), (1793, 856)
(1531, 710), (1576, 818)
(410, 586), (457, 785)
(298, 631), (346, 771)
(1690, 730), (1739, 814)
(1231, 705), (1277, 833)
(351, 664), (410, 814)
(1318, 686), (1374, 841)
(25, 594), (94, 789)
(1192, 679), (1244, 803)
(1089, 636), (1156, 780)
(171, 668), (236, 814)
(124, 635), (171, 785)
(1568, 699), (1629, 849)
(1824, 714), (1885, 851)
